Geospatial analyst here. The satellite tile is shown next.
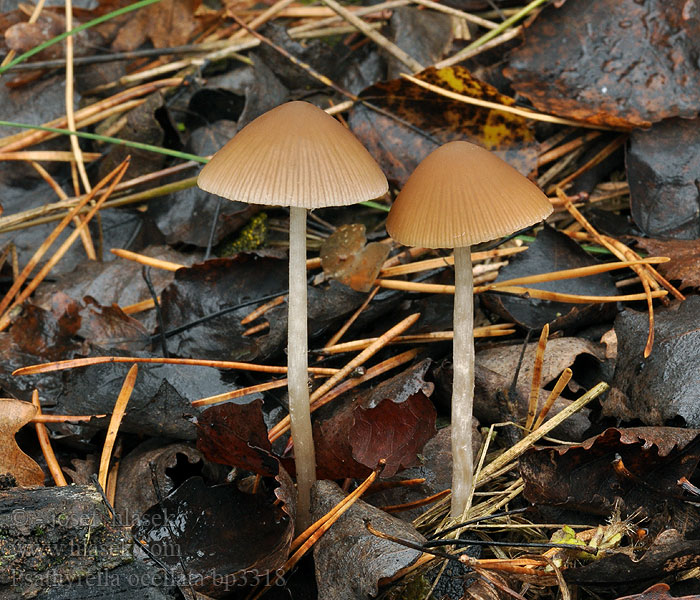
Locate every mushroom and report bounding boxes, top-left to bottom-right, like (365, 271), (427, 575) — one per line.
(385, 141), (552, 519)
(197, 101), (387, 526)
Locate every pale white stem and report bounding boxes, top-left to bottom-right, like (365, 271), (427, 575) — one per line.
(287, 206), (316, 529)
(450, 245), (475, 519)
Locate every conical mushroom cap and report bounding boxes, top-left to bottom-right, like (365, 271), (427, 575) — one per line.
(197, 101), (388, 209)
(386, 141), (553, 248)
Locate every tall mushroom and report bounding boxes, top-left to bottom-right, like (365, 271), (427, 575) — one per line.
(197, 101), (388, 526)
(385, 141), (552, 519)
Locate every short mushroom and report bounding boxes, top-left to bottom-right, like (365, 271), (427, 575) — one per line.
(385, 141), (552, 519)
(197, 101), (387, 526)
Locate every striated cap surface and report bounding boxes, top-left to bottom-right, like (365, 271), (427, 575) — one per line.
(197, 101), (388, 209)
(386, 141), (553, 248)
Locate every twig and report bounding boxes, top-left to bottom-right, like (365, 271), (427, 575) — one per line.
(0, 158), (130, 330)
(98, 365), (137, 490)
(524, 324), (548, 432)
(13, 355), (339, 377)
(32, 389), (67, 486)
(320, 0), (424, 72)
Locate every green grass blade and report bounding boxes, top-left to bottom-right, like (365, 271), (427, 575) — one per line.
(0, 0), (162, 75)
(0, 120), (207, 163)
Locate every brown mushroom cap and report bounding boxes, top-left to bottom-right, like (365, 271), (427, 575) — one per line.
(197, 101), (388, 209)
(386, 141), (553, 248)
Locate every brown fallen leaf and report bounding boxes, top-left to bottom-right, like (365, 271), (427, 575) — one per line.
(632, 237), (700, 290)
(111, 0), (201, 51)
(320, 224), (390, 293)
(0, 398), (44, 486)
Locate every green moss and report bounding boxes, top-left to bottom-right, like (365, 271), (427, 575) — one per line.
(217, 212), (268, 256)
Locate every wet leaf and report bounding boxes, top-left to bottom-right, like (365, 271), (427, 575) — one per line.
(320, 224), (390, 292)
(111, 0), (201, 51)
(160, 255), (365, 361)
(386, 7), (452, 79)
(0, 398), (44, 486)
(315, 360), (437, 479)
(197, 399), (281, 477)
(56, 357), (231, 440)
(626, 117), (700, 239)
(133, 474), (294, 597)
(49, 293), (150, 352)
(114, 439), (207, 525)
(605, 296), (700, 426)
(632, 237), (700, 290)
(148, 121), (259, 247)
(519, 427), (700, 533)
(350, 65), (538, 186)
(503, 0), (700, 128)
(34, 245), (202, 330)
(311, 480), (425, 600)
(480, 226), (619, 332)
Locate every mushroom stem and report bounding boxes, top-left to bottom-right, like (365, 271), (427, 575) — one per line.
(288, 205), (316, 529)
(451, 245), (475, 519)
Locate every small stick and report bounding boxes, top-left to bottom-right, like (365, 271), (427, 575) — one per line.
(268, 348), (419, 442)
(476, 382), (608, 484)
(242, 322), (269, 336)
(532, 368), (572, 430)
(0, 158), (129, 331)
(379, 246), (526, 277)
(32, 413), (105, 422)
(192, 378), (289, 408)
(320, 0), (424, 72)
(410, 0), (497, 28)
(319, 324), (515, 354)
(546, 135), (627, 194)
(98, 364), (137, 490)
(121, 297), (157, 314)
(32, 389), (67, 486)
(0, 151), (102, 161)
(30, 160), (96, 260)
(308, 314), (419, 404)
(0, 159), (127, 319)
(381, 489), (451, 513)
(230, 0), (295, 39)
(288, 0), (409, 34)
(240, 295), (285, 325)
(13, 355), (339, 377)
(0, 78), (183, 151)
(524, 324), (548, 432)
(537, 131), (602, 167)
(323, 286), (379, 348)
(375, 278), (668, 302)
(110, 248), (185, 271)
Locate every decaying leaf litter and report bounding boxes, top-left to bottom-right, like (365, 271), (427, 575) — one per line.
(0, 0), (699, 597)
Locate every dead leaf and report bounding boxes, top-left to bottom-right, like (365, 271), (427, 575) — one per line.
(320, 224), (390, 293)
(519, 427), (700, 533)
(0, 398), (44, 486)
(311, 480), (426, 599)
(111, 0), (201, 51)
(632, 237), (700, 290)
(615, 583), (700, 600)
(349, 65), (538, 186)
(503, 0), (700, 128)
(133, 473), (294, 597)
